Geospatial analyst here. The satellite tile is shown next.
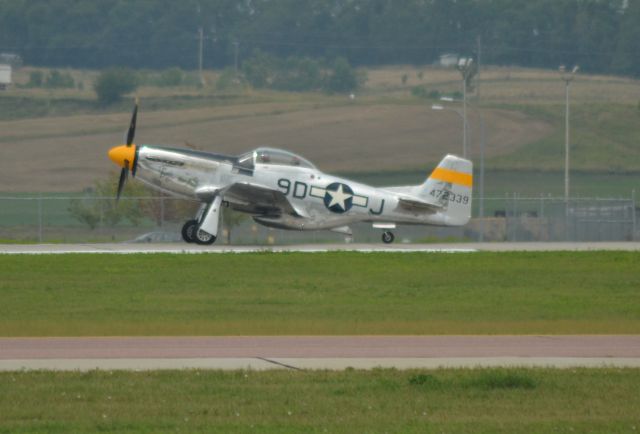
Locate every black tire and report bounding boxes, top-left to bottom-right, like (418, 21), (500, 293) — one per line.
(194, 229), (216, 245)
(381, 231), (395, 244)
(181, 219), (198, 243)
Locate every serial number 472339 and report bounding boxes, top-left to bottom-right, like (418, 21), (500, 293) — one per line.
(429, 189), (469, 204)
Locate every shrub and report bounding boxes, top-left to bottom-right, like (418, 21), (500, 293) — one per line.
(27, 70), (43, 87)
(242, 50), (277, 88)
(94, 68), (138, 105)
(68, 175), (144, 229)
(180, 72), (202, 87)
(324, 57), (359, 93)
(408, 374), (441, 388)
(68, 173), (198, 229)
(272, 57), (323, 91)
(156, 67), (184, 87)
(411, 86), (427, 98)
(68, 198), (101, 230)
(467, 371), (537, 390)
(411, 86), (440, 100)
(215, 68), (245, 91)
(44, 70), (75, 89)
(240, 52), (365, 94)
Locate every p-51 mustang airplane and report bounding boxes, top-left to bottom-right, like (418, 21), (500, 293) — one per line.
(108, 103), (473, 244)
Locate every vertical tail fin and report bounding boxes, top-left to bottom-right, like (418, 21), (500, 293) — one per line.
(414, 155), (473, 225)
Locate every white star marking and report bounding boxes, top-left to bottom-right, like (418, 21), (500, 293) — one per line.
(327, 184), (353, 210)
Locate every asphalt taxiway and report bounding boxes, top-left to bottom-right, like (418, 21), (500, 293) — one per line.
(1, 336), (639, 371)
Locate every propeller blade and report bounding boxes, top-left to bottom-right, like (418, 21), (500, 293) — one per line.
(125, 101), (138, 147)
(116, 161), (129, 203)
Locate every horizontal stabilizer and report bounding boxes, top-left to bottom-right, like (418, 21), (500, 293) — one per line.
(397, 196), (442, 213)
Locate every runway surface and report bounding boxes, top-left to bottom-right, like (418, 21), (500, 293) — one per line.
(2, 242), (640, 254)
(2, 336), (639, 371)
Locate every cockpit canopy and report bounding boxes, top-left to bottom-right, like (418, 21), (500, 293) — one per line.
(236, 147), (316, 170)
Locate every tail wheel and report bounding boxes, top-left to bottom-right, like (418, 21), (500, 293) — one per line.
(382, 231), (395, 244)
(194, 229), (216, 245)
(181, 219), (198, 243)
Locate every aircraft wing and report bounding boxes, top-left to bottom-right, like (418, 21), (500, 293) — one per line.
(396, 196), (442, 213)
(222, 182), (308, 217)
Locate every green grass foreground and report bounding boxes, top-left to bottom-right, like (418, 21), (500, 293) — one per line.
(1, 368), (639, 433)
(1, 251), (639, 336)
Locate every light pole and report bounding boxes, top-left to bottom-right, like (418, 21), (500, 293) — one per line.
(456, 58), (477, 159)
(559, 64), (579, 236)
(560, 65), (578, 203)
(198, 27), (205, 86)
(478, 115), (485, 242)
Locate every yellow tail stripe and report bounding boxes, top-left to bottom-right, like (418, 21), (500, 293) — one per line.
(429, 167), (473, 187)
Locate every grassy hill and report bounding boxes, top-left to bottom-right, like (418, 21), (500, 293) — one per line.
(1, 65), (639, 195)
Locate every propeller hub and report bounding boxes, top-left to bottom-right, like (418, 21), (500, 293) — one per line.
(108, 144), (136, 169)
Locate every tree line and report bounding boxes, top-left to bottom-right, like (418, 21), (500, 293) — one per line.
(0, 0), (639, 76)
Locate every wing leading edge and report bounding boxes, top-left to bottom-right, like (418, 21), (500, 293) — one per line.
(223, 182), (308, 217)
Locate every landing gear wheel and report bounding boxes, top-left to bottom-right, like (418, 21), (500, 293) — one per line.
(181, 220), (198, 243)
(382, 231), (395, 244)
(194, 229), (216, 245)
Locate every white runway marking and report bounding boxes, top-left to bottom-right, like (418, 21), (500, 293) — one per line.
(0, 243), (477, 255)
(2, 242), (640, 255)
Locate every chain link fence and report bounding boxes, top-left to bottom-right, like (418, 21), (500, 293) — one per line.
(0, 194), (637, 244)
(471, 195), (637, 242)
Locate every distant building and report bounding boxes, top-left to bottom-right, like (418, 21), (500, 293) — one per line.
(0, 64), (11, 90)
(438, 53), (459, 67)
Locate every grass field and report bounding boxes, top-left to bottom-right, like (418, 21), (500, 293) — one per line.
(1, 368), (639, 433)
(2, 65), (639, 193)
(1, 252), (639, 336)
(0, 99), (552, 192)
(489, 103), (640, 172)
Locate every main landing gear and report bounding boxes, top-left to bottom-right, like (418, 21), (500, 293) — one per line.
(181, 219), (216, 245)
(181, 219), (198, 243)
(381, 231), (395, 244)
(181, 196), (222, 245)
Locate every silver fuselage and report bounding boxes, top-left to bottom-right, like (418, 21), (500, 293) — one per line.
(134, 145), (452, 231)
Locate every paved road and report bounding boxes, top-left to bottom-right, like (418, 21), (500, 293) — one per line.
(1, 336), (639, 371)
(2, 242), (640, 254)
